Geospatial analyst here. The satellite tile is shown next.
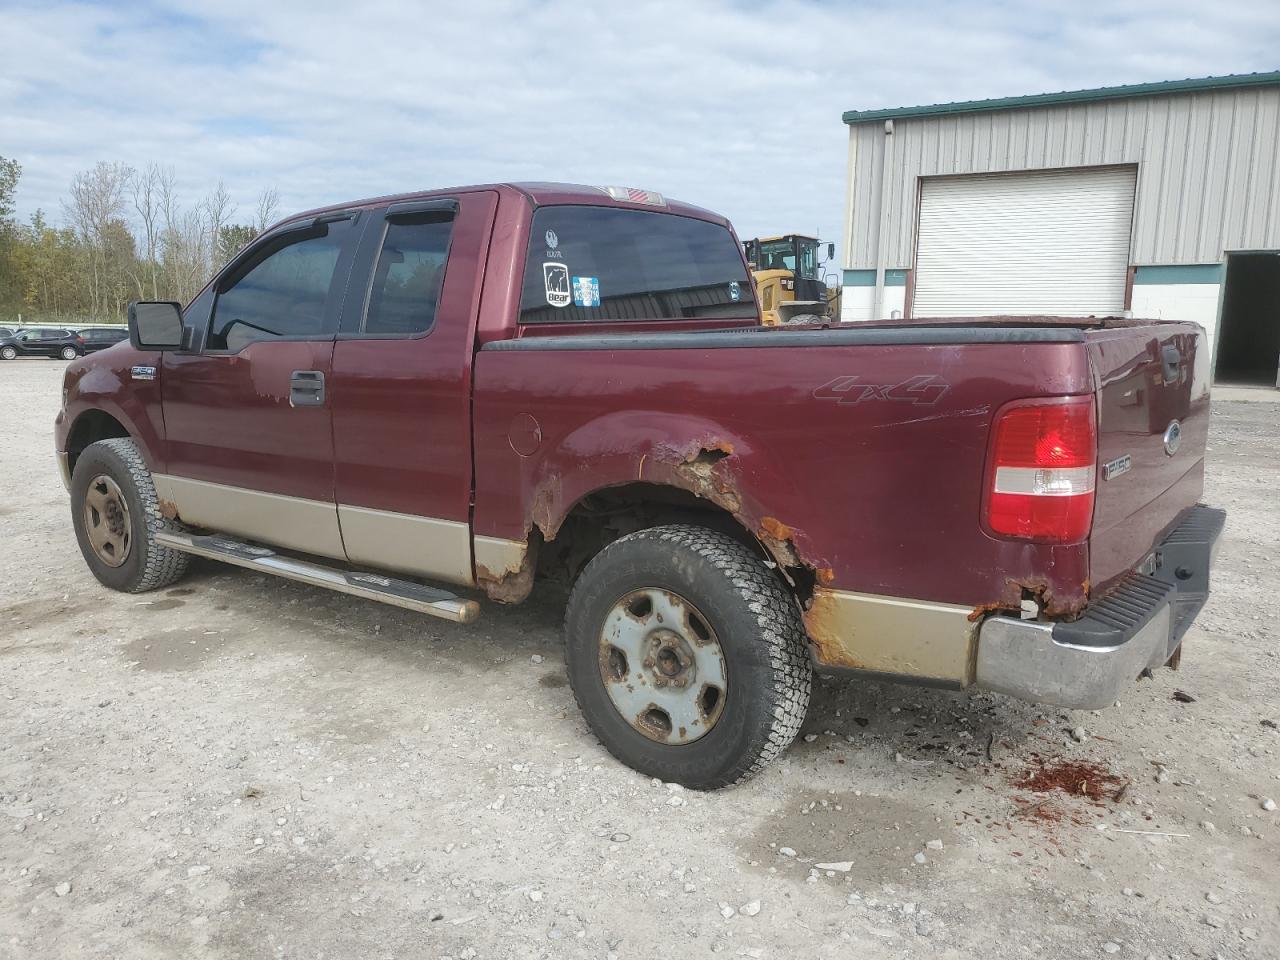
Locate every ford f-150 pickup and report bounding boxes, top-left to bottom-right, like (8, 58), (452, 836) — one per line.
(55, 182), (1225, 788)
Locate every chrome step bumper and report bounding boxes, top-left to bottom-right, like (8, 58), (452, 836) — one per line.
(155, 531), (480, 624)
(975, 504), (1225, 710)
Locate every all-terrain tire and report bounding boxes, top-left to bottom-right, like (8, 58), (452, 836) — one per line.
(70, 438), (189, 592)
(564, 524), (811, 789)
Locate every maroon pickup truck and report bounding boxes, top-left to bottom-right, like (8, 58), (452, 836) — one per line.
(55, 182), (1224, 788)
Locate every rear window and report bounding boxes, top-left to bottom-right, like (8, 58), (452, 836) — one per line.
(518, 205), (752, 324)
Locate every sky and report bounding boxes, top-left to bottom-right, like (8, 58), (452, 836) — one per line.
(3, 0), (1279, 262)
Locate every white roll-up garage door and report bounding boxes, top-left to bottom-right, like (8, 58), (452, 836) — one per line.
(912, 166), (1137, 317)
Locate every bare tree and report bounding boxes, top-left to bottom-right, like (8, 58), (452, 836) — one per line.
(65, 161), (133, 318)
(130, 164), (163, 299)
(255, 187), (280, 232)
(158, 170), (211, 304)
(203, 180), (234, 265)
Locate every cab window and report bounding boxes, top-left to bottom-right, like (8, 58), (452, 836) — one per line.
(518, 205), (752, 324)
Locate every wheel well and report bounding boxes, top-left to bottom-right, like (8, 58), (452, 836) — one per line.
(67, 411), (130, 474)
(536, 482), (779, 589)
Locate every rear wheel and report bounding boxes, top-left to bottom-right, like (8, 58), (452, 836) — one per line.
(60, 345), (78, 360)
(0, 346), (15, 360)
(70, 438), (189, 592)
(564, 524), (811, 789)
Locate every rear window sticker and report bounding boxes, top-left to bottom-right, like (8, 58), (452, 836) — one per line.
(543, 262), (571, 307)
(544, 229), (562, 259)
(572, 276), (600, 308)
(728, 280), (741, 302)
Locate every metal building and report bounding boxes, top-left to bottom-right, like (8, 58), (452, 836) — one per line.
(840, 72), (1280, 385)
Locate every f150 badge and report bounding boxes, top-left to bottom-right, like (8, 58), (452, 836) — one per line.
(813, 374), (949, 406)
(1102, 454), (1132, 480)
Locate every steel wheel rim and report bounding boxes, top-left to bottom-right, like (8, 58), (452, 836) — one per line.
(83, 474), (132, 567)
(598, 588), (727, 745)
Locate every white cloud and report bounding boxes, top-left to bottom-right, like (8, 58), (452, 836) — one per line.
(4, 0), (1278, 256)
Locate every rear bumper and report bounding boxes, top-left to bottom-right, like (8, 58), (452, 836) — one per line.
(975, 504), (1226, 710)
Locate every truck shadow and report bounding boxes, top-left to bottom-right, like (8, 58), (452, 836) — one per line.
(155, 559), (1060, 766)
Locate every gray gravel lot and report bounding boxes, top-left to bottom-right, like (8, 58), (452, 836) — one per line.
(2, 359), (1278, 959)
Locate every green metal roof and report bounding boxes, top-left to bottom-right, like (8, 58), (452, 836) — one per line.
(842, 71), (1280, 124)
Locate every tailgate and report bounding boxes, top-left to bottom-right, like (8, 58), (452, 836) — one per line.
(1087, 322), (1211, 590)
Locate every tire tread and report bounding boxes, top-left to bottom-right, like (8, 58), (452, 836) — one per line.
(565, 523), (811, 787)
(86, 438), (189, 592)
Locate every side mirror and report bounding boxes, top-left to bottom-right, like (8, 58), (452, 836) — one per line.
(128, 301), (183, 351)
(826, 242), (835, 261)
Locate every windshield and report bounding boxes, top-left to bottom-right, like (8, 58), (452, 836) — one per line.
(757, 239), (795, 272)
(757, 237), (819, 279)
(519, 206), (752, 324)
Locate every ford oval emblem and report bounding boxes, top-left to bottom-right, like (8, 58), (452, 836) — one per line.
(1163, 420), (1182, 456)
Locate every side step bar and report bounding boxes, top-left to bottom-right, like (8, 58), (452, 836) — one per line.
(155, 531), (480, 624)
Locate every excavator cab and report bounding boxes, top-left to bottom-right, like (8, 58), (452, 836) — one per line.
(743, 235), (838, 325)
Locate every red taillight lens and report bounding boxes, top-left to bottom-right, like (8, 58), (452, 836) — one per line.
(986, 397), (1097, 543)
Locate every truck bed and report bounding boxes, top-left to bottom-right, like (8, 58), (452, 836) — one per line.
(473, 319), (1208, 620)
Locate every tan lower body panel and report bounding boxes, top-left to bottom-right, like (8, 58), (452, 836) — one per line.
(338, 505), (473, 586)
(802, 587), (978, 685)
(472, 534), (528, 580)
(153, 474), (347, 560)
(153, 474), (476, 586)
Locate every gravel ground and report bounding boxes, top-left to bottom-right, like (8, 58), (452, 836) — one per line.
(2, 359), (1277, 960)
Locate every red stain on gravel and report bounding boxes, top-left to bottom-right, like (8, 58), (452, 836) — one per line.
(1012, 756), (1128, 804)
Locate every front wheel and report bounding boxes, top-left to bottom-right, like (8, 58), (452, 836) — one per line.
(564, 524), (811, 789)
(70, 438), (189, 592)
(0, 346), (15, 360)
(60, 346), (79, 360)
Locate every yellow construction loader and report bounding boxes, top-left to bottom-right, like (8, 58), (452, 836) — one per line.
(742, 234), (840, 325)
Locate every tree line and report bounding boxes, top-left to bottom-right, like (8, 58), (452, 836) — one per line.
(0, 155), (279, 325)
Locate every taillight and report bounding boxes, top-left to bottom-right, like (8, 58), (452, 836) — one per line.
(985, 397), (1097, 543)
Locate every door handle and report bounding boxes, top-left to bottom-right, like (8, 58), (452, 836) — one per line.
(290, 370), (326, 407)
(1161, 344), (1181, 383)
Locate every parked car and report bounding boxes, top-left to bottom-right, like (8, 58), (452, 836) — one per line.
(0, 326), (14, 338)
(0, 327), (84, 360)
(53, 182), (1224, 789)
(76, 327), (130, 353)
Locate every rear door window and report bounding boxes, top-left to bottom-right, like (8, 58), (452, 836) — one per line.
(518, 205), (752, 324)
(360, 211), (454, 336)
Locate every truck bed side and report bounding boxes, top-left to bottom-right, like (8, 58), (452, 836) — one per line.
(471, 325), (1097, 617)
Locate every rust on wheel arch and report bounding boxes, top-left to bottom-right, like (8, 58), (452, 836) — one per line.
(523, 438), (836, 602)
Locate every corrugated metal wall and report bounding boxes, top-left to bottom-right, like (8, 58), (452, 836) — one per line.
(845, 86), (1280, 269)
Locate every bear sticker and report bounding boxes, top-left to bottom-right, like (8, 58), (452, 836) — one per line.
(543, 262), (571, 307)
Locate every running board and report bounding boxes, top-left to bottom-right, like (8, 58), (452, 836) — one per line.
(154, 531), (480, 624)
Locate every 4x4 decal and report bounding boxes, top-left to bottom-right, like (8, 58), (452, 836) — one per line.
(813, 374), (950, 406)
